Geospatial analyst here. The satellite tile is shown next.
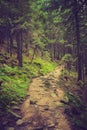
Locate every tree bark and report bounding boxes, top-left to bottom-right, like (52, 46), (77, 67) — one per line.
(30, 46), (37, 64)
(9, 32), (13, 56)
(74, 0), (82, 80)
(16, 30), (23, 67)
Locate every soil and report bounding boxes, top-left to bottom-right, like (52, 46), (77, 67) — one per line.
(19, 66), (71, 130)
(0, 66), (73, 130)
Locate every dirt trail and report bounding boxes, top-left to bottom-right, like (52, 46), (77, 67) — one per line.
(19, 66), (71, 130)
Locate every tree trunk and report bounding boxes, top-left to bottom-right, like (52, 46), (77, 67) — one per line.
(9, 33), (13, 56)
(8, 30), (13, 56)
(30, 46), (37, 64)
(54, 43), (56, 60)
(85, 49), (87, 75)
(16, 31), (23, 67)
(74, 0), (82, 81)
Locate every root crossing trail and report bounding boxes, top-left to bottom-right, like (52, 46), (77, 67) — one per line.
(19, 66), (71, 130)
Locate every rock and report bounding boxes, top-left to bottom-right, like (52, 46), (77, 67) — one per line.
(30, 99), (37, 105)
(7, 127), (15, 130)
(32, 121), (37, 126)
(47, 120), (55, 128)
(51, 93), (56, 97)
(56, 102), (63, 107)
(52, 85), (56, 88)
(35, 105), (38, 108)
(55, 129), (62, 130)
(47, 123), (55, 128)
(16, 119), (24, 125)
(33, 126), (43, 130)
(44, 106), (49, 110)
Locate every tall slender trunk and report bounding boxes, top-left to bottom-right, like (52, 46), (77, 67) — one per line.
(30, 46), (37, 64)
(74, 0), (82, 80)
(85, 49), (87, 75)
(8, 29), (13, 56)
(9, 32), (13, 56)
(16, 31), (23, 67)
(54, 43), (56, 60)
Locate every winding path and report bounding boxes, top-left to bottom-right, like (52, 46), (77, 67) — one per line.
(18, 66), (71, 130)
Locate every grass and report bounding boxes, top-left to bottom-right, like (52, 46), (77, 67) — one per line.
(0, 57), (57, 112)
(0, 65), (30, 111)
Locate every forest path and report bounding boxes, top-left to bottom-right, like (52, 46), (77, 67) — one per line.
(18, 66), (71, 130)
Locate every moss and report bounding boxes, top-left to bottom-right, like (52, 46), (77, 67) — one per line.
(0, 58), (57, 112)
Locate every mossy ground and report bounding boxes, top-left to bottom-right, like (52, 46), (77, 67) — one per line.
(0, 55), (57, 113)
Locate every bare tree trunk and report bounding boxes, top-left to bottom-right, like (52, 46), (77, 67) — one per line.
(85, 49), (87, 75)
(16, 30), (23, 67)
(8, 29), (13, 56)
(9, 33), (13, 56)
(30, 46), (37, 64)
(74, 0), (82, 80)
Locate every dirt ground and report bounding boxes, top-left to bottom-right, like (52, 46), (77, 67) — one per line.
(1, 66), (74, 130)
(16, 66), (72, 130)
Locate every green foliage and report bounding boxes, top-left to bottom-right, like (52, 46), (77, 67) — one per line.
(0, 65), (30, 111)
(61, 69), (69, 76)
(23, 57), (56, 77)
(66, 92), (83, 108)
(77, 80), (84, 88)
(33, 58), (57, 75)
(61, 68), (77, 78)
(0, 58), (56, 112)
(42, 51), (51, 61)
(61, 54), (76, 73)
(62, 53), (73, 63)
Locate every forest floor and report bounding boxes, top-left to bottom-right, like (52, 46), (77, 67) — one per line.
(17, 66), (70, 130)
(1, 66), (84, 130)
(16, 66), (72, 130)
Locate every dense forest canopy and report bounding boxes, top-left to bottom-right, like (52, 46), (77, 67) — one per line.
(0, 0), (87, 80)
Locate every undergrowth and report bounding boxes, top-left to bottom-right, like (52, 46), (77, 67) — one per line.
(0, 57), (56, 113)
(59, 68), (87, 130)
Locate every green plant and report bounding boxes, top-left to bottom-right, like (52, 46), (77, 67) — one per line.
(33, 58), (57, 75)
(0, 65), (30, 112)
(0, 58), (57, 112)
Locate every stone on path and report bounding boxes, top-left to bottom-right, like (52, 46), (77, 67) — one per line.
(20, 66), (72, 130)
(16, 119), (24, 125)
(7, 127), (15, 130)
